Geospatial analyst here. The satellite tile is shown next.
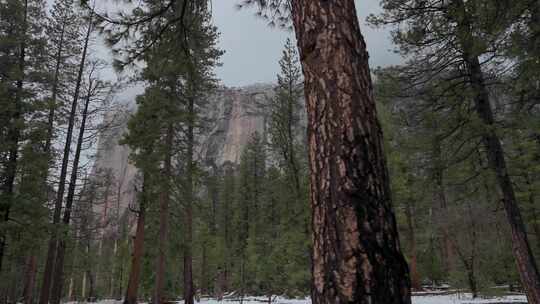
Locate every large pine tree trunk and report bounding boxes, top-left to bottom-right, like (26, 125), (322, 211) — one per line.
(153, 125), (173, 304)
(39, 13), (92, 304)
(290, 1), (411, 303)
(124, 180), (147, 304)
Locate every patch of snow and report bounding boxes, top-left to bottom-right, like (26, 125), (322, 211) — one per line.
(66, 294), (528, 304)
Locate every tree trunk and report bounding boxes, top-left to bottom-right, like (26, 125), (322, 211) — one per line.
(433, 138), (454, 276)
(124, 180), (147, 304)
(453, 2), (540, 301)
(468, 54), (540, 304)
(39, 12), (92, 304)
(184, 96), (195, 304)
(290, 1), (411, 303)
(22, 254), (37, 304)
(50, 77), (93, 304)
(153, 124), (173, 304)
(404, 201), (421, 291)
(0, 0), (28, 272)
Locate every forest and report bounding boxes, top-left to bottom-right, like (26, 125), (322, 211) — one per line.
(0, 0), (539, 304)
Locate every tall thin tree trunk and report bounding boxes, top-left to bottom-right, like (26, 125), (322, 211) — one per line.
(0, 0), (28, 272)
(453, 3), (540, 302)
(124, 179), (147, 304)
(153, 125), (173, 304)
(184, 96), (195, 304)
(290, 1), (411, 303)
(82, 269), (87, 300)
(468, 54), (540, 303)
(433, 138), (454, 275)
(49, 50), (93, 304)
(404, 201), (421, 291)
(23, 254), (37, 304)
(40, 12), (93, 304)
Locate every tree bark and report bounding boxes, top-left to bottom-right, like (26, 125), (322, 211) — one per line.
(290, 1), (411, 303)
(39, 12), (92, 304)
(124, 179), (147, 304)
(153, 124), (173, 304)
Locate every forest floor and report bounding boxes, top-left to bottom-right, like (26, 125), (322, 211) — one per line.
(68, 293), (528, 304)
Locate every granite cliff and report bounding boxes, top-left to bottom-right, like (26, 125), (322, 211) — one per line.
(91, 83), (281, 228)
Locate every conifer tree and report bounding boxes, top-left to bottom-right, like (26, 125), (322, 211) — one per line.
(0, 0), (48, 272)
(40, 7), (94, 304)
(241, 2), (412, 302)
(370, 1), (540, 301)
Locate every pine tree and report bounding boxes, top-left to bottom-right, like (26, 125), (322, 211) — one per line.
(40, 7), (94, 304)
(370, 1), (540, 301)
(244, 1), (412, 302)
(0, 0), (48, 273)
(269, 38), (304, 199)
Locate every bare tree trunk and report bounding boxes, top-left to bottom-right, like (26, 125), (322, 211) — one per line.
(290, 1), (411, 303)
(23, 255), (37, 304)
(82, 270), (87, 300)
(184, 96), (195, 304)
(124, 180), (147, 304)
(49, 54), (94, 304)
(153, 125), (173, 304)
(404, 201), (421, 291)
(432, 137), (454, 276)
(40, 12), (93, 304)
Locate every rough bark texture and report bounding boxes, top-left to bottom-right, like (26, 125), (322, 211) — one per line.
(124, 183), (147, 304)
(290, 1), (411, 303)
(39, 14), (92, 304)
(153, 125), (173, 304)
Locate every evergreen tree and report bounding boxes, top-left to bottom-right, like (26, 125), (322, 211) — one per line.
(370, 1), (540, 301)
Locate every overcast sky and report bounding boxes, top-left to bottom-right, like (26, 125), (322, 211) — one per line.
(211, 0), (402, 87)
(108, 0), (403, 102)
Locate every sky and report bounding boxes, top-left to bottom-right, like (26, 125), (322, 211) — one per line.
(103, 0), (404, 102)
(210, 0), (402, 87)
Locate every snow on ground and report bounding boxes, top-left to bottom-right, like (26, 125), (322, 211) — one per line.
(412, 294), (527, 304)
(66, 294), (528, 304)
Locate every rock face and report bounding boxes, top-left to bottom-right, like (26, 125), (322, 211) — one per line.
(91, 110), (139, 236)
(200, 83), (274, 166)
(92, 84), (277, 229)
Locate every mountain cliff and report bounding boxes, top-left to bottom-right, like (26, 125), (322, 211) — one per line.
(91, 84), (278, 229)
